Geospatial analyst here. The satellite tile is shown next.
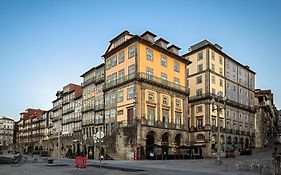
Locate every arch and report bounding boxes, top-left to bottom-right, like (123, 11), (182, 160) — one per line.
(146, 131), (157, 159)
(174, 133), (183, 146)
(161, 132), (170, 145)
(234, 137), (238, 144)
(227, 136), (232, 144)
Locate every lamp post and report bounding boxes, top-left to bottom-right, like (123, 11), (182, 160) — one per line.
(211, 96), (227, 165)
(57, 90), (63, 162)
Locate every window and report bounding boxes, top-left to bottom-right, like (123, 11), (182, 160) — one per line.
(211, 51), (215, 60)
(197, 64), (203, 72)
(174, 77), (180, 88)
(175, 112), (181, 129)
(147, 106), (155, 125)
(128, 64), (135, 79)
(211, 63), (215, 71)
(212, 117), (216, 126)
(196, 75), (202, 84)
(146, 67), (153, 80)
(175, 99), (181, 108)
(196, 89), (203, 97)
(118, 69), (125, 83)
(110, 109), (116, 118)
(117, 110), (123, 115)
(127, 87), (134, 99)
(174, 61), (180, 72)
(197, 51), (203, 61)
(105, 95), (110, 105)
(148, 36), (154, 43)
(111, 92), (116, 104)
(219, 56), (223, 64)
(212, 88), (216, 95)
(161, 73), (168, 85)
(148, 91), (154, 101)
(211, 75), (216, 84)
(162, 110), (169, 128)
(117, 90), (123, 102)
(112, 55), (117, 67)
(163, 95), (168, 105)
(196, 105), (203, 113)
(146, 48), (153, 61)
(220, 79), (223, 87)
(197, 117), (203, 127)
(118, 50), (124, 63)
(186, 68), (189, 76)
(161, 55), (167, 67)
(219, 68), (223, 75)
(128, 45), (135, 58)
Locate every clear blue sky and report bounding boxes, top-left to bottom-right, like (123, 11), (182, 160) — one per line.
(0, 0), (280, 120)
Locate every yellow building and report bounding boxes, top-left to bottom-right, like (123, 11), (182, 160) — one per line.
(102, 31), (191, 159)
(183, 40), (256, 157)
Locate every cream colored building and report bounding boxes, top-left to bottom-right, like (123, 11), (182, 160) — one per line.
(183, 40), (256, 157)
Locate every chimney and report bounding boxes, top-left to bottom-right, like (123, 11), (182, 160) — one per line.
(168, 45), (181, 55)
(140, 31), (157, 43)
(155, 38), (169, 49)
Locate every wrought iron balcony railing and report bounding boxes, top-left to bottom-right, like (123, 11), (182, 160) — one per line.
(104, 72), (188, 94)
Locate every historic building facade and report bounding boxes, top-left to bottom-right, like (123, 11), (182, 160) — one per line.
(0, 116), (15, 152)
(102, 31), (191, 159)
(255, 89), (279, 148)
(183, 40), (256, 157)
(48, 83), (82, 158)
(80, 63), (105, 158)
(18, 108), (45, 153)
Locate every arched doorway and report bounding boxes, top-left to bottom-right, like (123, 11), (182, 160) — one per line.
(161, 132), (170, 159)
(175, 134), (182, 147)
(175, 134), (183, 159)
(146, 131), (157, 159)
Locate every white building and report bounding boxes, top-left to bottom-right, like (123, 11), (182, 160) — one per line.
(0, 116), (15, 151)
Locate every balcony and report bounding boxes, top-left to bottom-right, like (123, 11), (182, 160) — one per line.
(73, 126), (82, 131)
(82, 77), (95, 87)
(95, 104), (104, 111)
(140, 117), (186, 130)
(82, 106), (94, 113)
(62, 99), (70, 105)
(104, 72), (188, 95)
(74, 115), (83, 122)
(62, 118), (75, 125)
(63, 107), (75, 115)
(189, 93), (256, 113)
(96, 75), (105, 84)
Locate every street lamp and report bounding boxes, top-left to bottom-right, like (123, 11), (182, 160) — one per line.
(56, 90), (63, 162)
(211, 96), (227, 165)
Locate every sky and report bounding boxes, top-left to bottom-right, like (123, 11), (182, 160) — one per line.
(0, 0), (280, 120)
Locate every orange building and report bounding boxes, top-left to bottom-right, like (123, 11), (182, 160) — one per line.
(102, 31), (191, 159)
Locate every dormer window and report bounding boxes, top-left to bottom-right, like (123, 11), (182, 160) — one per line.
(168, 45), (181, 55)
(155, 38), (169, 49)
(141, 31), (157, 43)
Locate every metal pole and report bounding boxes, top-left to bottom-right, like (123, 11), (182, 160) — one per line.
(99, 131), (102, 173)
(217, 106), (221, 164)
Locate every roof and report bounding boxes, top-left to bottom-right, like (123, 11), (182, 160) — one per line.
(155, 38), (169, 44)
(167, 44), (181, 50)
(0, 116), (14, 121)
(140, 31), (157, 38)
(182, 40), (256, 74)
(80, 63), (105, 77)
(103, 35), (192, 66)
(110, 30), (131, 43)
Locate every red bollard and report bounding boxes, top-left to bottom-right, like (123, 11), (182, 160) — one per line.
(75, 156), (87, 168)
